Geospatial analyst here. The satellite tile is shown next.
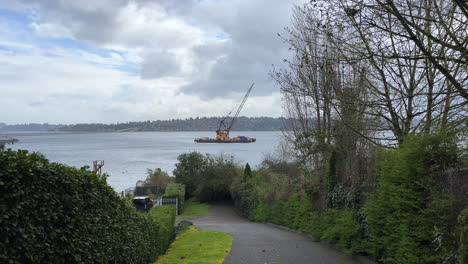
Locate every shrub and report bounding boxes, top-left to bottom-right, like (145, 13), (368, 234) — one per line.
(148, 206), (176, 255)
(193, 154), (241, 202)
(163, 183), (186, 214)
(234, 165), (259, 220)
(363, 133), (463, 264)
(175, 220), (193, 236)
(0, 150), (162, 263)
(174, 152), (242, 203)
(173, 152), (206, 199)
(253, 201), (271, 222)
(319, 210), (364, 251)
(458, 208), (468, 264)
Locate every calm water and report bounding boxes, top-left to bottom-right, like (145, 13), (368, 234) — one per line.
(6, 131), (282, 192)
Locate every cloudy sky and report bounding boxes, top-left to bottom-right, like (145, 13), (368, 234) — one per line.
(0, 0), (304, 124)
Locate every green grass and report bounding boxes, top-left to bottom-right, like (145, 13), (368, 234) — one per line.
(177, 201), (210, 218)
(155, 226), (233, 264)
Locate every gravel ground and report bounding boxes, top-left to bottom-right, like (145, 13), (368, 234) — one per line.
(189, 204), (377, 264)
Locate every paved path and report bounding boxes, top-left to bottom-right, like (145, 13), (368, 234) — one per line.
(189, 204), (376, 264)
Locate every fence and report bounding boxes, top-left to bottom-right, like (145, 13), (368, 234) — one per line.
(153, 198), (178, 215)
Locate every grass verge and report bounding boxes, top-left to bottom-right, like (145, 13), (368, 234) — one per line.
(177, 201), (210, 218)
(155, 226), (233, 264)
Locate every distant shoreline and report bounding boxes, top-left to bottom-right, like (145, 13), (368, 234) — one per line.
(2, 130), (285, 137)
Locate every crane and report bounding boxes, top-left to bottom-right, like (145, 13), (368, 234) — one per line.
(215, 83), (255, 140)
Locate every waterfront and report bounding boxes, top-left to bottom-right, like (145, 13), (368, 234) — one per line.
(6, 131), (283, 192)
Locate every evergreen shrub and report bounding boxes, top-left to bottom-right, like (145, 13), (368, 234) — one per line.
(0, 150), (167, 263)
(163, 183), (185, 214)
(458, 208), (468, 264)
(363, 133), (463, 264)
(253, 201), (271, 222)
(147, 205), (176, 255)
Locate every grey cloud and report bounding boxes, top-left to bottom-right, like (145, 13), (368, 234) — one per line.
(13, 0), (301, 98)
(140, 51), (180, 79)
(179, 0), (298, 97)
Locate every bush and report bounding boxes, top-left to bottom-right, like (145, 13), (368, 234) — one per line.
(252, 201), (271, 222)
(163, 183), (185, 214)
(0, 150), (162, 263)
(458, 208), (468, 264)
(363, 133), (463, 264)
(148, 206), (176, 255)
(319, 210), (364, 251)
(174, 152), (242, 203)
(175, 220), (193, 236)
(234, 165), (259, 220)
(193, 154), (241, 202)
(173, 152), (206, 198)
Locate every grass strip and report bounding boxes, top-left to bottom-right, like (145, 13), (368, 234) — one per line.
(178, 201), (210, 218)
(155, 226), (232, 264)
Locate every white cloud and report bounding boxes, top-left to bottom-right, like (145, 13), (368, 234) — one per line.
(0, 41), (281, 124)
(1, 0), (302, 123)
(30, 22), (73, 39)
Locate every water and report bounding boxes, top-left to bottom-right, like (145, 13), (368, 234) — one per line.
(6, 131), (282, 192)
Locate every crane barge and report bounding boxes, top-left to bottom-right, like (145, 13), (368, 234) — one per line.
(195, 83), (256, 143)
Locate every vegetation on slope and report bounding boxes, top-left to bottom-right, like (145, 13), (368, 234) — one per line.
(173, 132), (468, 263)
(0, 150), (176, 263)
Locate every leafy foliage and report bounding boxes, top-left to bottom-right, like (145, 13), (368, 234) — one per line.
(364, 133), (464, 264)
(163, 183), (186, 214)
(142, 168), (173, 189)
(174, 152), (206, 198)
(458, 208), (468, 264)
(175, 133), (467, 263)
(174, 152), (241, 202)
(0, 150), (176, 263)
(148, 206), (176, 256)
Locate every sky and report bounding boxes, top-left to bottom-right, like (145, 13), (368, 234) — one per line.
(0, 0), (304, 124)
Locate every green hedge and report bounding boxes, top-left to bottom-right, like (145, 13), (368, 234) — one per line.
(0, 150), (173, 263)
(458, 208), (468, 264)
(234, 133), (466, 263)
(163, 183), (185, 214)
(364, 134), (462, 264)
(148, 206), (176, 256)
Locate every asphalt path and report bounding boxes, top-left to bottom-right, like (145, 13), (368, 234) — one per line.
(189, 204), (376, 264)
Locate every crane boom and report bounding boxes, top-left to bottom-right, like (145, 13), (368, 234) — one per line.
(228, 82), (254, 130)
(215, 83), (255, 140)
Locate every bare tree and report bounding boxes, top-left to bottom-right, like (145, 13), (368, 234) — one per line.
(273, 1), (466, 206)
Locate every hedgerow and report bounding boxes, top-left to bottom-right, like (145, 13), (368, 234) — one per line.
(174, 132), (466, 263)
(148, 206), (176, 256)
(458, 208), (468, 264)
(364, 134), (463, 264)
(163, 183), (185, 214)
(0, 150), (174, 263)
(236, 133), (467, 263)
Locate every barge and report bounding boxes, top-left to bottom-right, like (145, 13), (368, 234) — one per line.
(195, 83), (257, 144)
(195, 136), (256, 143)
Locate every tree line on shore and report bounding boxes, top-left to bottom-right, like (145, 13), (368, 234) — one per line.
(0, 117), (287, 132)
